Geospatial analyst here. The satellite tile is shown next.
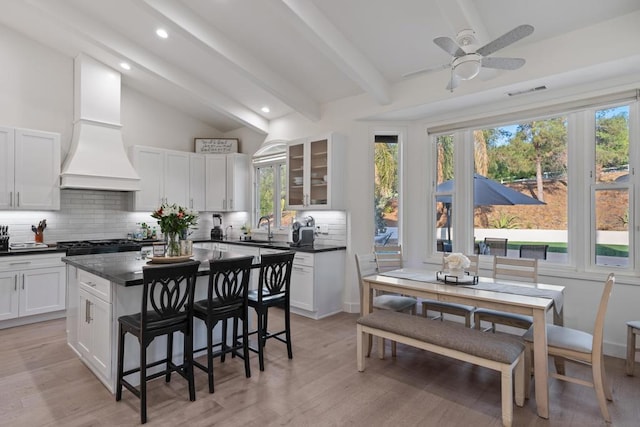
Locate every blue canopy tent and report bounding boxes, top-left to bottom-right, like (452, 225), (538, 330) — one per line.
(436, 173), (546, 242)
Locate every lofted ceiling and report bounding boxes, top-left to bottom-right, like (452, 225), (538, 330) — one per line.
(1, 0), (640, 133)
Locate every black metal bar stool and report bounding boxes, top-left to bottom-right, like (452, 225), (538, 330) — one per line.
(248, 251), (296, 371)
(115, 260), (200, 424)
(192, 256), (254, 393)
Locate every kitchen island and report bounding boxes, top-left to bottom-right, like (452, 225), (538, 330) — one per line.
(63, 248), (262, 393)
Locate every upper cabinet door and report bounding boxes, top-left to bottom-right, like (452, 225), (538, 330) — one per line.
(226, 153), (248, 212)
(286, 133), (345, 210)
(130, 146), (164, 211)
(189, 154), (206, 212)
(163, 150), (190, 207)
(0, 127), (15, 210)
(205, 155), (227, 211)
(13, 129), (60, 210)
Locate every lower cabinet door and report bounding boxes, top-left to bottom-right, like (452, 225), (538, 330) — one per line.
(0, 272), (19, 321)
(19, 266), (65, 316)
(290, 264), (314, 311)
(77, 288), (112, 381)
(89, 295), (112, 380)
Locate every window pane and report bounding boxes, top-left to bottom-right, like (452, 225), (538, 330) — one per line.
(257, 166), (275, 219)
(474, 118), (568, 261)
(374, 135), (399, 246)
(435, 135), (454, 251)
(594, 188), (629, 267)
(280, 164), (295, 227)
(595, 105), (629, 183)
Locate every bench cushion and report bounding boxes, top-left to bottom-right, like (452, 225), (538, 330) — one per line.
(358, 310), (524, 364)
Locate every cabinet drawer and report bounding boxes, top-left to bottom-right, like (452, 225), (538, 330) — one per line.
(293, 252), (314, 267)
(77, 270), (111, 303)
(0, 253), (64, 272)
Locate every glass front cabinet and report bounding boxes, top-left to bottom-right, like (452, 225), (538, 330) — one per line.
(286, 132), (345, 210)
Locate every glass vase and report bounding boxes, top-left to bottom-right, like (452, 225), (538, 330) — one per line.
(165, 231), (180, 257)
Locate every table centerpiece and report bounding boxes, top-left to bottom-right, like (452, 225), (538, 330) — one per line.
(151, 202), (198, 257)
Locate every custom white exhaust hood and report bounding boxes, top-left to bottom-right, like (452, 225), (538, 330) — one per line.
(60, 54), (140, 191)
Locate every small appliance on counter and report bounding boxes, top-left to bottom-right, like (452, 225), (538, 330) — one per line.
(0, 225), (9, 251)
(290, 216), (315, 247)
(211, 213), (223, 240)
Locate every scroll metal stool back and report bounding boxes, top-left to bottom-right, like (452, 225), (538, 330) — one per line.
(248, 251), (296, 371)
(192, 256), (254, 393)
(116, 260), (200, 424)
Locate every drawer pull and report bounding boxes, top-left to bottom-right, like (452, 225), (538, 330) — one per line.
(9, 261), (31, 266)
(86, 281), (97, 287)
(14, 275), (17, 291)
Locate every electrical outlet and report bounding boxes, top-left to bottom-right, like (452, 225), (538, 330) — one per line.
(318, 224), (329, 234)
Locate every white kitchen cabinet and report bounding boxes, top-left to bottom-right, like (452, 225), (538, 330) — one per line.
(286, 132), (345, 210)
(75, 269), (112, 385)
(0, 253), (66, 323)
(205, 153), (249, 212)
(290, 252), (314, 312)
(129, 146), (190, 211)
(0, 126), (61, 210)
(189, 153), (206, 211)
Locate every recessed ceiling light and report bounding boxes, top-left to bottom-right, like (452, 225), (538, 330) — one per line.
(261, 106), (270, 113)
(156, 28), (168, 39)
(119, 62), (131, 71)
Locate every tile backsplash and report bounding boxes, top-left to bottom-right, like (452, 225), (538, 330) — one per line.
(0, 189), (347, 246)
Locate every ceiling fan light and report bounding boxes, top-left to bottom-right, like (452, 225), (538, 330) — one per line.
(453, 58), (481, 80)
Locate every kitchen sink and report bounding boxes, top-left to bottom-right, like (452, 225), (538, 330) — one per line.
(227, 239), (292, 249)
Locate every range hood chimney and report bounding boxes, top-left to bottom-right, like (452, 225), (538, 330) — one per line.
(60, 54), (140, 191)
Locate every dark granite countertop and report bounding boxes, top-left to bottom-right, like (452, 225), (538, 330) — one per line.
(62, 247), (270, 287)
(193, 239), (346, 253)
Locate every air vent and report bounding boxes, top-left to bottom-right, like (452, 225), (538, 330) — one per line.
(507, 85), (547, 97)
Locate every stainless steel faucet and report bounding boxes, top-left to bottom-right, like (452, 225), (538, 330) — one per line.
(258, 216), (273, 241)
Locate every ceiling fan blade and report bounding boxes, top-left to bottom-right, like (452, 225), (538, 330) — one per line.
(476, 24), (534, 57)
(433, 36), (465, 57)
(402, 63), (450, 79)
(481, 57), (526, 70)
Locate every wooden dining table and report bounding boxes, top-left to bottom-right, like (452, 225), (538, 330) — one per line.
(361, 268), (565, 420)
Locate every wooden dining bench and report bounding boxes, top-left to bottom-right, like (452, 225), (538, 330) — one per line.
(357, 310), (525, 427)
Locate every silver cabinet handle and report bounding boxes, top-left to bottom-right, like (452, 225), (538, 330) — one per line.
(230, 199), (233, 210)
(190, 198), (193, 208)
(14, 275), (17, 291)
(16, 192), (20, 207)
(86, 281), (97, 287)
(85, 299), (91, 323)
(9, 261), (31, 266)
(21, 273), (24, 290)
(9, 191), (12, 207)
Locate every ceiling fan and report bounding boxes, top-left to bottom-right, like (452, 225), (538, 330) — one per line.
(405, 24), (534, 92)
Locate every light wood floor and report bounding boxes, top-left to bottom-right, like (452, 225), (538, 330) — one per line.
(1, 312), (639, 426)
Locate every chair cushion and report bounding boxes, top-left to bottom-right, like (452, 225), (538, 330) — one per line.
(118, 311), (187, 331)
(475, 308), (533, 324)
(194, 298), (242, 316)
(522, 324), (593, 354)
(373, 294), (416, 312)
(248, 289), (285, 303)
(627, 320), (640, 330)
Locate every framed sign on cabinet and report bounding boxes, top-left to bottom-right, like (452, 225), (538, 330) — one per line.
(194, 138), (239, 154)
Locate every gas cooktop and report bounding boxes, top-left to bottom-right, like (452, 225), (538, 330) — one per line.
(57, 239), (143, 255)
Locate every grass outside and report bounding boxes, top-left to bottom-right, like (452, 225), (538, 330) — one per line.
(505, 241), (628, 257)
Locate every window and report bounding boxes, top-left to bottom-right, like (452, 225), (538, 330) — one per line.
(473, 117), (568, 261)
(253, 143), (294, 228)
(374, 133), (401, 246)
(429, 91), (638, 272)
(592, 105), (630, 267)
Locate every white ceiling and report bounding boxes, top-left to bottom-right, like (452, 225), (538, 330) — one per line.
(1, 0), (640, 133)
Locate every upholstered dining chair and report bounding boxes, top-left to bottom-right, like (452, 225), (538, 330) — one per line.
(523, 273), (615, 423)
(116, 260), (200, 424)
(248, 251), (296, 371)
(421, 254), (477, 327)
(192, 256), (254, 394)
(355, 253), (416, 357)
(626, 320), (640, 375)
(474, 256), (538, 333)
